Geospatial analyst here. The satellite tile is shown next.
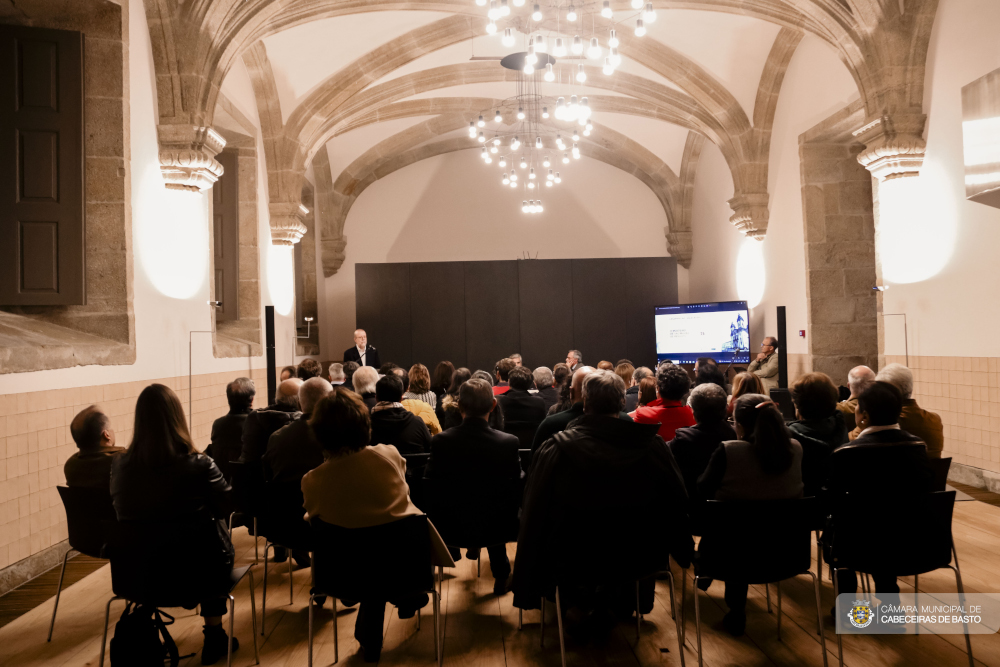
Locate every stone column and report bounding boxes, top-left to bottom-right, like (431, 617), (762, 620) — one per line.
(268, 202), (308, 246)
(728, 192), (770, 240)
(321, 235), (348, 277)
(853, 113), (927, 181)
(157, 125), (226, 191)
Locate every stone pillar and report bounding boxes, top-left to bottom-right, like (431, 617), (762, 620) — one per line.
(157, 125), (226, 192)
(727, 192), (770, 239)
(665, 229), (692, 268)
(853, 113), (927, 181)
(321, 235), (348, 277)
(268, 202), (308, 246)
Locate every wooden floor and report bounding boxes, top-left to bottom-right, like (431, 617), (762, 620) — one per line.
(1, 500), (998, 667)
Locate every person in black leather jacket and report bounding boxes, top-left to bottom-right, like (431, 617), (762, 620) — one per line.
(238, 378), (302, 463)
(110, 384), (239, 666)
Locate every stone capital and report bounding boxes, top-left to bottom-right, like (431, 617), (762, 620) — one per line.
(728, 193), (770, 240)
(853, 113), (927, 181)
(321, 235), (348, 277)
(665, 229), (692, 269)
(157, 125), (227, 192)
(269, 202), (308, 246)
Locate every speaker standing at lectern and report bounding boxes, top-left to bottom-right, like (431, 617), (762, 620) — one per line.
(344, 328), (381, 369)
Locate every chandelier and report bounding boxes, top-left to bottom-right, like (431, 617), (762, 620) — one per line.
(469, 51), (593, 213)
(474, 0), (658, 78)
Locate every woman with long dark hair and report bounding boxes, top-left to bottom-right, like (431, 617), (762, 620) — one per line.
(431, 361), (455, 424)
(110, 384), (239, 665)
(696, 393), (803, 637)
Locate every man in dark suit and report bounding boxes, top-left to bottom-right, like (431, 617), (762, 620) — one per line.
(425, 378), (522, 595)
(343, 328), (381, 368)
(531, 367), (559, 412)
(369, 375), (431, 455)
(206, 377), (255, 481)
(64, 406), (124, 489)
(531, 366), (632, 453)
(825, 380), (933, 600)
(498, 366), (547, 447)
(668, 383), (736, 509)
(239, 378), (302, 463)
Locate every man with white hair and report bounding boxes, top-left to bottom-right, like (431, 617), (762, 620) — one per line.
(532, 366), (558, 411)
(850, 363), (944, 458)
(344, 328), (381, 368)
(837, 365), (876, 431)
(328, 362), (346, 386)
(352, 365), (379, 411)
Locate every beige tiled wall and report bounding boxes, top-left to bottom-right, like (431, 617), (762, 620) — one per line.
(886, 355), (1000, 472)
(0, 369), (268, 571)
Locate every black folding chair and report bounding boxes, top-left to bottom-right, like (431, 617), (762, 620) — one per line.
(308, 515), (442, 666)
(518, 448), (532, 472)
(827, 490), (972, 667)
(229, 461), (265, 563)
(693, 498), (827, 667)
(48, 486), (116, 641)
(930, 456), (952, 492)
(504, 420), (541, 450)
(403, 452), (431, 508)
(99, 519), (259, 667)
(258, 479), (312, 633)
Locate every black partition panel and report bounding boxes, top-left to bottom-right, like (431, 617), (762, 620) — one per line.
(409, 262), (467, 371)
(517, 260), (574, 368)
(354, 257), (677, 371)
(464, 261), (520, 372)
(572, 259), (628, 365)
(355, 262), (412, 367)
(625, 257), (679, 368)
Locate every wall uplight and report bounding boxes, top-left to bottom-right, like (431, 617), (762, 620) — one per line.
(267, 244), (295, 316)
(137, 179), (209, 299)
(736, 237), (765, 308)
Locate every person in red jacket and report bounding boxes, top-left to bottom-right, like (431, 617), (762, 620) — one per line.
(633, 362), (695, 441)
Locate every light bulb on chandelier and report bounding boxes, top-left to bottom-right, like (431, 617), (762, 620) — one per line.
(544, 63), (555, 82)
(478, 131), (486, 143)
(572, 130), (580, 142)
(608, 29), (619, 48)
(486, 20), (497, 34)
(610, 46), (621, 67)
(601, 0), (613, 18)
(494, 110), (503, 123)
(546, 179), (553, 187)
(481, 147), (488, 158)
(500, 0), (510, 16)
(543, 156), (551, 167)
(566, 4), (577, 21)
(542, 105), (550, 118)
(576, 64), (587, 83)
(502, 27), (515, 47)
(478, 115), (485, 127)
(572, 35), (583, 55)
(563, 153), (570, 164)
(493, 136), (501, 146)
(476, 0), (486, 5)
(517, 106), (526, 120)
(535, 34), (547, 53)
(603, 57), (614, 76)
(553, 37), (566, 57)
(511, 136), (521, 150)
(491, 145), (499, 153)
(468, 122), (476, 138)
(499, 156), (507, 167)
(631, 0), (643, 8)
(535, 136), (543, 149)
(555, 172), (562, 183)
(528, 181), (535, 189)
(529, 168), (536, 179)
(587, 37), (602, 60)
(643, 2), (657, 22)
(532, 3), (542, 21)
(520, 156), (528, 169)
(503, 175), (510, 185)
(635, 18), (646, 36)
(513, 0), (524, 5)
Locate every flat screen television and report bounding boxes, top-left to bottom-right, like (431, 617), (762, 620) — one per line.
(654, 300), (751, 365)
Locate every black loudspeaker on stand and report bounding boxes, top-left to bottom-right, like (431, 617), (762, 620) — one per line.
(265, 305), (276, 405)
(776, 305), (788, 389)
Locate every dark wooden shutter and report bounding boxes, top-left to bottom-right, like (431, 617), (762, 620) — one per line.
(213, 150), (239, 321)
(0, 25), (85, 305)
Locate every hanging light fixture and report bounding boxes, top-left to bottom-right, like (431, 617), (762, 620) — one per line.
(576, 63), (587, 82)
(553, 37), (566, 57)
(643, 2), (657, 22)
(502, 27), (515, 47)
(608, 29), (619, 48)
(566, 4), (577, 21)
(535, 136), (543, 149)
(603, 57), (614, 76)
(544, 63), (555, 82)
(601, 1), (613, 18)
(635, 18), (646, 36)
(543, 156), (551, 167)
(486, 20), (497, 34)
(572, 35), (583, 55)
(494, 110), (503, 123)
(631, 0), (643, 8)
(587, 37), (602, 60)
(532, 3), (542, 20)
(478, 131), (486, 143)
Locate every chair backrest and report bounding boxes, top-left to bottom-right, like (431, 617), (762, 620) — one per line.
(423, 472), (521, 549)
(830, 491), (955, 577)
(697, 497), (816, 584)
(768, 388), (797, 420)
(930, 457), (952, 492)
(259, 480), (311, 550)
(518, 448), (532, 471)
(310, 514), (434, 601)
(107, 518), (232, 607)
(403, 453), (431, 508)
(229, 460), (264, 517)
(57, 486), (116, 558)
(504, 420), (540, 449)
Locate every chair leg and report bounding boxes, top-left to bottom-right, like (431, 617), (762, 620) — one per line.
(518, 607), (523, 630)
(834, 568), (844, 667)
(914, 574), (920, 635)
(228, 594), (235, 667)
(308, 593), (316, 667)
(261, 543), (271, 635)
(680, 568), (687, 647)
(665, 570), (684, 667)
(47, 550), (71, 642)
(948, 565), (974, 667)
(228, 511), (235, 538)
(477, 557), (481, 578)
(765, 582), (772, 613)
(554, 586), (567, 667)
(417, 604), (421, 631)
(333, 596), (339, 664)
(540, 597), (545, 648)
(289, 552), (294, 605)
(776, 581), (782, 641)
(254, 518), (259, 564)
(98, 596), (122, 667)
(806, 570), (828, 667)
(248, 571), (259, 665)
(433, 589), (442, 667)
(694, 575), (704, 667)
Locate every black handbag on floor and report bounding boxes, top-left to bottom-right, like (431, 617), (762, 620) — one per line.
(110, 602), (182, 666)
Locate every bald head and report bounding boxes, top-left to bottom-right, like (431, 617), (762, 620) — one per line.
(570, 366), (595, 403)
(847, 365), (876, 399)
(299, 377), (332, 415)
(70, 405), (114, 451)
(276, 378), (303, 409)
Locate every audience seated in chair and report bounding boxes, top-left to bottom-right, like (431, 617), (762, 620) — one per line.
(693, 358), (730, 395)
(624, 366), (653, 412)
(328, 363), (346, 386)
(352, 366), (379, 411)
(303, 389), (444, 662)
(497, 366), (547, 429)
(65, 406), (124, 489)
(440, 367), (472, 430)
(532, 366), (560, 412)
(513, 370), (693, 624)
(110, 384), (239, 665)
(848, 363), (945, 459)
(370, 374), (432, 455)
(493, 358), (516, 396)
(342, 361), (359, 391)
(837, 365), (875, 431)
(697, 393), (804, 636)
(403, 363), (437, 409)
(206, 377), (255, 481)
(432, 361), (455, 423)
(728, 371), (764, 416)
(238, 378), (302, 463)
(424, 378), (522, 595)
(627, 376), (658, 418)
(825, 380), (933, 600)
(279, 365), (296, 382)
(532, 366), (635, 453)
(632, 362), (696, 441)
(668, 383), (736, 511)
(787, 372), (848, 497)
(296, 358), (322, 381)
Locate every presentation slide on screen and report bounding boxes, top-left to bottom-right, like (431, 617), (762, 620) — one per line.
(655, 302), (750, 364)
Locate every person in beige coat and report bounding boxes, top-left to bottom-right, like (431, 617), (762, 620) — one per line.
(747, 337), (780, 393)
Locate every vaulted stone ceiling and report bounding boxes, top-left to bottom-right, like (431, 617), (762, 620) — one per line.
(146, 0), (939, 273)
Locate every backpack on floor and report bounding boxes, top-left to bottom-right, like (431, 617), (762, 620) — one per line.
(109, 602), (181, 666)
